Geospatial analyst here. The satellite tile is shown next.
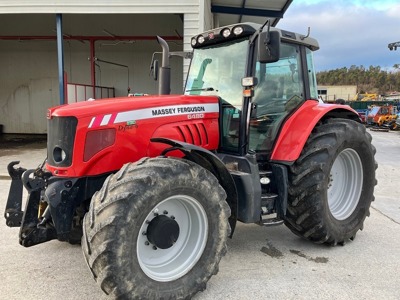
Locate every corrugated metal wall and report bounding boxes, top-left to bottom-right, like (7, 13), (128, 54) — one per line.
(0, 0), (208, 134)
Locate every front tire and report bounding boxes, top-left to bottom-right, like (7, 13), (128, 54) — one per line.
(82, 157), (230, 299)
(284, 118), (377, 245)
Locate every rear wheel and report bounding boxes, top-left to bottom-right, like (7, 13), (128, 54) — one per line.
(284, 118), (377, 245)
(82, 157), (230, 299)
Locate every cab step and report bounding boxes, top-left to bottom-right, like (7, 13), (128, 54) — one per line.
(259, 210), (284, 227)
(260, 217), (284, 226)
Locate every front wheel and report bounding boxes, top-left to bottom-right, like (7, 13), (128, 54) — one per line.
(82, 157), (230, 299)
(284, 118), (377, 245)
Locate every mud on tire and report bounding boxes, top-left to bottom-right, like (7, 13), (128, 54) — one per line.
(284, 118), (377, 245)
(82, 157), (230, 299)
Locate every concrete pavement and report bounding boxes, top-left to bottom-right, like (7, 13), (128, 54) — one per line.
(0, 130), (399, 299)
(0, 136), (46, 179)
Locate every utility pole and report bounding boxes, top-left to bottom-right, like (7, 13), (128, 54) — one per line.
(56, 14), (65, 104)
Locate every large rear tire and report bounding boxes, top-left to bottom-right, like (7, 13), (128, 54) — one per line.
(82, 157), (230, 299)
(284, 118), (377, 245)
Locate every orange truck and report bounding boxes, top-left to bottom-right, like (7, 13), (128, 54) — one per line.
(367, 105), (398, 129)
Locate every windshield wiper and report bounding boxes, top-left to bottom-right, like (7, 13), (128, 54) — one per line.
(185, 87), (216, 92)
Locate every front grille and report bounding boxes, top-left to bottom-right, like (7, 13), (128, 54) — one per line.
(47, 116), (78, 167)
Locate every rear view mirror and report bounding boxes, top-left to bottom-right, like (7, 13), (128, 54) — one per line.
(258, 31), (280, 63)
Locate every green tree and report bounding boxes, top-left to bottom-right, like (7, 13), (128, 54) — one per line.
(316, 64), (400, 94)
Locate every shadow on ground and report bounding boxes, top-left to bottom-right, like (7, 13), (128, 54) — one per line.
(0, 134), (47, 150)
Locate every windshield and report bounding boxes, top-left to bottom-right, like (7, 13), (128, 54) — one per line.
(185, 38), (248, 108)
(369, 107), (380, 115)
(185, 38), (249, 153)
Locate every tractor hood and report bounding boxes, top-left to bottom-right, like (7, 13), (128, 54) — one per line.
(45, 94), (221, 177)
(48, 95), (220, 119)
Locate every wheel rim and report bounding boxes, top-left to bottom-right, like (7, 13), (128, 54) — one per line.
(328, 148), (363, 220)
(137, 195), (208, 282)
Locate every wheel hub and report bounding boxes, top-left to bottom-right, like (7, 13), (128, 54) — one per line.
(137, 195), (208, 282)
(146, 215), (180, 249)
(328, 148), (363, 220)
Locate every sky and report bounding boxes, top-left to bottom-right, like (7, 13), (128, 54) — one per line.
(278, 0), (400, 71)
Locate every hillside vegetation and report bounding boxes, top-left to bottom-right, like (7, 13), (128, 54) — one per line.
(316, 65), (400, 95)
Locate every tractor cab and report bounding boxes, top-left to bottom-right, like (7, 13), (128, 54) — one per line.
(183, 23), (322, 224)
(185, 23), (319, 161)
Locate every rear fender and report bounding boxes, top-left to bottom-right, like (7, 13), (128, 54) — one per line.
(271, 100), (360, 163)
(151, 138), (238, 236)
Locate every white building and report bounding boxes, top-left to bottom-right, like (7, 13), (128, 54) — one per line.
(318, 85), (358, 102)
(0, 0), (292, 133)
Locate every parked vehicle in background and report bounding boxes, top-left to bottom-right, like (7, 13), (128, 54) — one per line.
(367, 105), (398, 127)
(356, 109), (367, 123)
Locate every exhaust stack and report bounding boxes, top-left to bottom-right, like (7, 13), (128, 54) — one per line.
(156, 36), (171, 95)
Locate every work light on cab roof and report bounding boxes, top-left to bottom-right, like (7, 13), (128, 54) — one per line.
(191, 24), (247, 48)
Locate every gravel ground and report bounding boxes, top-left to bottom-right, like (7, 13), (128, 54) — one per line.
(0, 129), (399, 300)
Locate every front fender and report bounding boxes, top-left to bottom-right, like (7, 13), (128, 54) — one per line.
(151, 138), (238, 236)
(271, 100), (360, 163)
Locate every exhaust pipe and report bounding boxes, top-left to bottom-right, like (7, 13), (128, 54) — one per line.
(156, 36), (171, 95)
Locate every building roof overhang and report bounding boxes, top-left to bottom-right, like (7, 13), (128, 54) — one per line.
(211, 0), (293, 26)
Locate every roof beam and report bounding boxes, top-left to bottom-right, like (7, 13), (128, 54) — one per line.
(211, 5), (284, 18)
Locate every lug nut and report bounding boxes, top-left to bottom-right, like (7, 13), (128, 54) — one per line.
(163, 210), (168, 215)
(142, 231), (147, 235)
(152, 246), (157, 250)
(145, 241), (149, 246)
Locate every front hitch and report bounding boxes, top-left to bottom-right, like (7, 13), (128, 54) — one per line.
(5, 161), (100, 247)
(4, 161), (26, 227)
(4, 161), (57, 247)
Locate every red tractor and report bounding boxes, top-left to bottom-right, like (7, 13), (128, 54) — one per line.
(5, 22), (376, 299)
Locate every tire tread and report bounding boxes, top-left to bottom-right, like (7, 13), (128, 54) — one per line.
(82, 157), (229, 299)
(284, 118), (377, 245)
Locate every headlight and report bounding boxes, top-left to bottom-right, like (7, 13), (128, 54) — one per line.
(197, 35), (205, 44)
(53, 146), (67, 163)
(233, 26), (243, 36)
(222, 28), (231, 38)
(84, 128), (116, 161)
